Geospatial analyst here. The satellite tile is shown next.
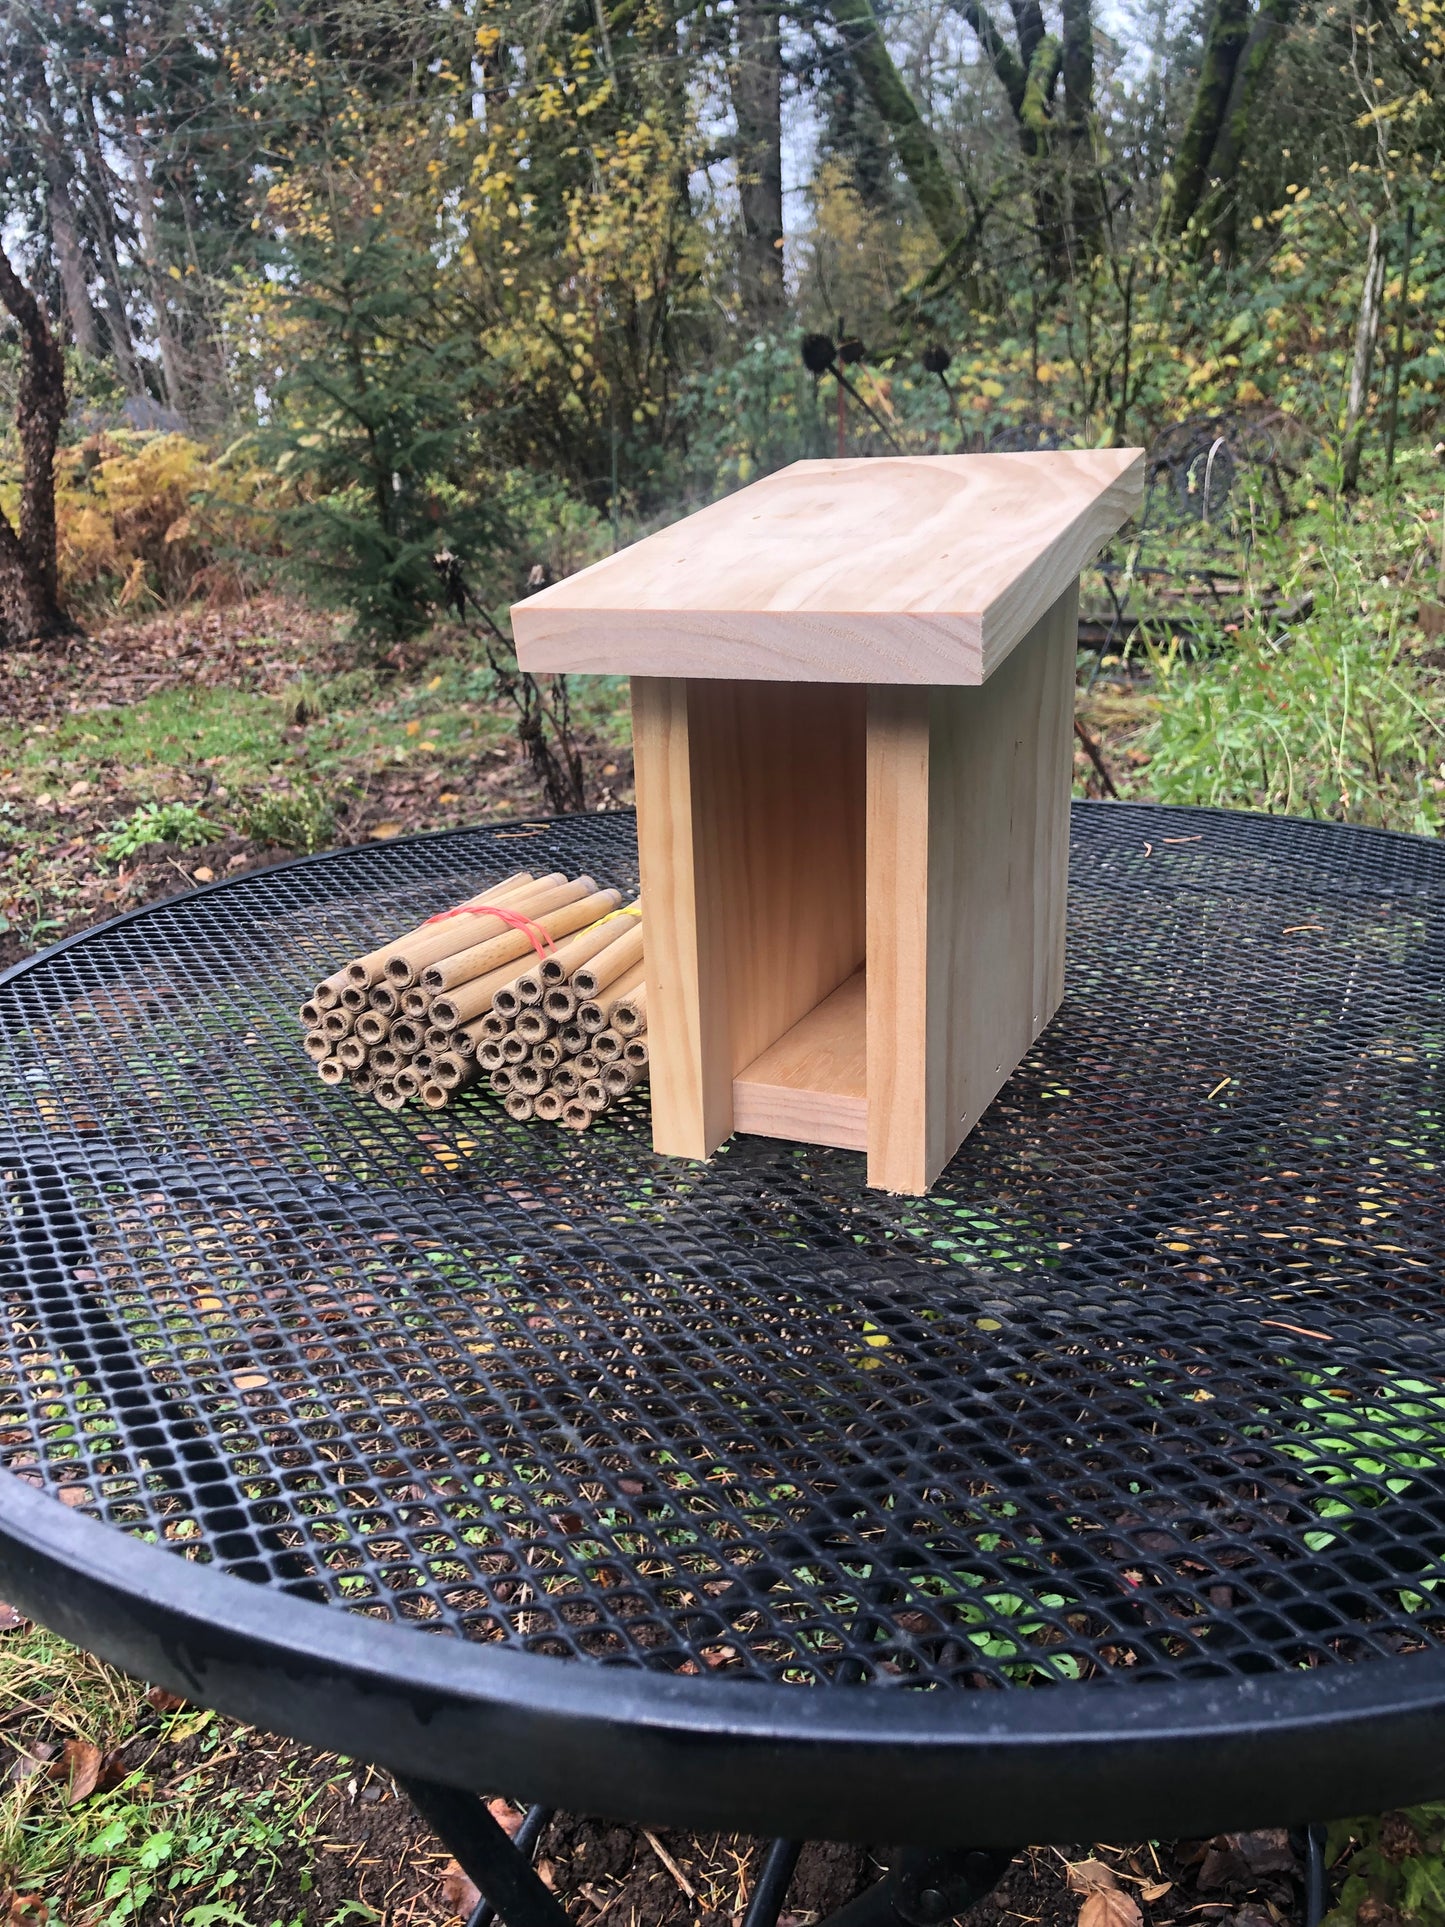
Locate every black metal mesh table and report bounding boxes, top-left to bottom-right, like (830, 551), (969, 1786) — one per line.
(3, 804), (1445, 1909)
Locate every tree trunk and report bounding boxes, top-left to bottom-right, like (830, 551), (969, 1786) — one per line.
(76, 89), (147, 394)
(1060, 0), (1105, 253)
(1341, 222), (1385, 493)
(0, 250), (70, 646)
(1200, 0), (1296, 257)
(732, 0), (786, 330)
(45, 167), (101, 358)
(1158, 0), (1252, 242)
(829, 0), (974, 262)
(126, 122), (188, 417)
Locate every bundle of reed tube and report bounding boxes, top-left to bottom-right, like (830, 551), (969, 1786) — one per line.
(298, 868), (648, 1130)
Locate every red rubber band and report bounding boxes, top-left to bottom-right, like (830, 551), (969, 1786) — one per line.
(422, 902), (556, 960)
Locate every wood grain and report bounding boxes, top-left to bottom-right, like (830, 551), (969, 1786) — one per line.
(513, 451), (1142, 686)
(732, 969), (867, 1151)
(634, 676), (866, 1160)
(866, 582), (1077, 1194)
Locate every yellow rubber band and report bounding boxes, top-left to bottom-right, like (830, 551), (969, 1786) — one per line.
(593, 902), (642, 928)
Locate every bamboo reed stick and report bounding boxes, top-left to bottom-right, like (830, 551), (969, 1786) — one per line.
(313, 968), (351, 1010)
(612, 983), (647, 1036)
(432, 1054), (469, 1088)
(356, 1011), (389, 1046)
(623, 1036), (649, 1070)
(501, 1034), (528, 1064)
(375, 1080), (406, 1111)
(553, 1066), (582, 1099)
(352, 1068), (377, 1097)
(387, 875), (584, 987)
(579, 1078), (610, 1111)
(575, 1050), (602, 1079)
(420, 1082), (451, 1109)
(389, 1018), (424, 1054)
(321, 1008), (353, 1041)
(577, 962), (645, 1034)
(571, 922), (644, 999)
(338, 1036), (369, 1070)
(492, 981), (527, 1019)
(371, 1046), (402, 1075)
(516, 1010), (552, 1045)
(412, 1051), (434, 1075)
(489, 1067), (514, 1095)
(369, 983), (401, 1017)
(505, 1092), (535, 1123)
(424, 1025), (455, 1053)
(298, 998), (324, 1028)
(561, 1100), (594, 1130)
(420, 887), (621, 996)
(479, 1039), (506, 1070)
(541, 985), (578, 1023)
(534, 1038), (563, 1070)
(559, 1023), (588, 1055)
(343, 870), (535, 986)
(540, 906), (640, 986)
(424, 956), (535, 1033)
(317, 1056), (346, 1085)
(511, 967), (547, 1006)
(400, 987), (431, 1019)
(341, 984), (368, 1012)
(591, 1029), (625, 1062)
(394, 1067), (420, 1099)
(601, 1062), (637, 1098)
(303, 1031), (331, 1062)
(512, 1061), (546, 1096)
(534, 1089), (564, 1122)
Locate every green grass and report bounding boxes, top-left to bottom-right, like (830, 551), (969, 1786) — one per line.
(0, 1620), (348, 1927)
(1080, 461), (1445, 836)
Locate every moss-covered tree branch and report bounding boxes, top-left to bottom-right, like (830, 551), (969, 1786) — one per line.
(828, 0), (974, 259)
(1158, 0), (1252, 240)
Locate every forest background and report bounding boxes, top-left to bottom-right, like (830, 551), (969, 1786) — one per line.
(3, 0), (1445, 1920)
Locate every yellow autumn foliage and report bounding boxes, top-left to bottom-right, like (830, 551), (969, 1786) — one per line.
(48, 432), (274, 614)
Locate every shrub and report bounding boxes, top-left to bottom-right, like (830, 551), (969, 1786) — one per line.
(47, 432), (272, 616)
(101, 802), (224, 861)
(237, 784), (337, 853)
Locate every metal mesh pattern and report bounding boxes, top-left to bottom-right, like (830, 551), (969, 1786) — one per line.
(2, 805), (1444, 1696)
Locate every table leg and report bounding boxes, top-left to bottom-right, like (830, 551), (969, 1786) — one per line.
(397, 1778), (570, 1927)
(743, 1839), (802, 1927)
(815, 1846), (1015, 1927)
(466, 1807), (556, 1927)
(1301, 1823), (1328, 1927)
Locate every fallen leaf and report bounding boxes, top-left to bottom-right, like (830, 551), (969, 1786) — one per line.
(7, 1741), (56, 1785)
(487, 1797), (524, 1838)
(439, 1859), (482, 1917)
(369, 822), (404, 840)
(1139, 1882), (1173, 1903)
(1233, 1831), (1297, 1877)
(233, 1372), (269, 1391)
(0, 1600), (24, 1631)
(57, 1738), (102, 1803)
(1078, 1887), (1143, 1927)
(146, 1684), (186, 1713)
(1068, 1862), (1121, 1896)
(6, 1894), (48, 1927)
(192, 866), (214, 882)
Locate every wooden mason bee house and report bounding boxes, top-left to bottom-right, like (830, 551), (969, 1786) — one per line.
(513, 451), (1143, 1195)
